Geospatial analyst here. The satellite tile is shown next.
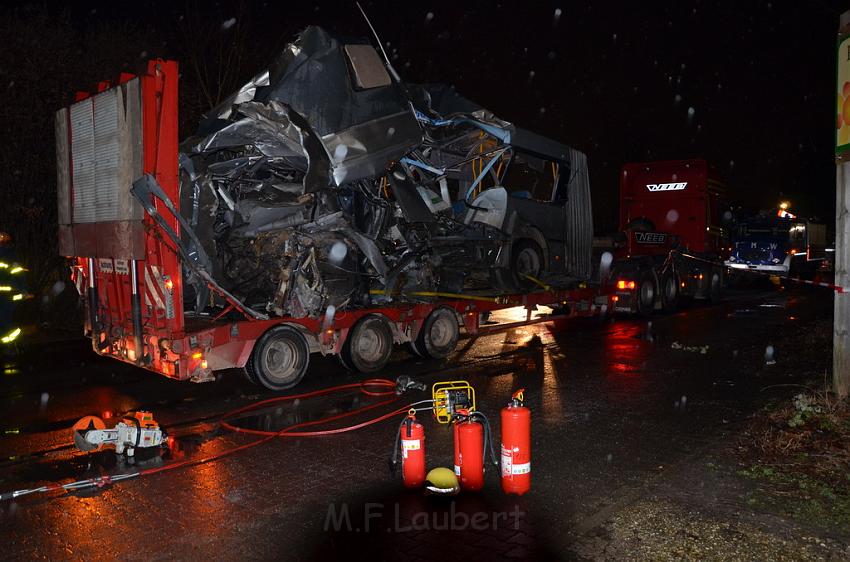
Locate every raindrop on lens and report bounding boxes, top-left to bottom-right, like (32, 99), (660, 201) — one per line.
(51, 280), (66, 296)
(666, 209), (679, 223)
(765, 345), (776, 365)
(329, 242), (347, 264)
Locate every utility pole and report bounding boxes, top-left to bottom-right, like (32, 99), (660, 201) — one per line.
(834, 11), (850, 398)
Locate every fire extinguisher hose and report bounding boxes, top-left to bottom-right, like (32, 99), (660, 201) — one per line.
(451, 411), (499, 470)
(469, 411), (499, 469)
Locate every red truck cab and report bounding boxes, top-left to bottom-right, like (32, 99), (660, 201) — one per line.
(612, 159), (727, 315)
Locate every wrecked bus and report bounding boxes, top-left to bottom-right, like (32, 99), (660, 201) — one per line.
(56, 27), (608, 390)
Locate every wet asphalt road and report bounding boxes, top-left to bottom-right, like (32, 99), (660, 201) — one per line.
(0, 285), (834, 561)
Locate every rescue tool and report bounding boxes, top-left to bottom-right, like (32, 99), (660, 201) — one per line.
(72, 411), (165, 457)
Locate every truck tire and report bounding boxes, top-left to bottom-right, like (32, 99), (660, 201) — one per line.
(636, 271), (657, 317)
(625, 217), (656, 232)
(660, 271), (679, 313)
(414, 307), (460, 359)
(340, 314), (393, 373)
(709, 268), (723, 301)
(249, 325), (310, 391)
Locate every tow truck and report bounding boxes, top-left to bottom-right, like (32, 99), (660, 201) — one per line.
(56, 60), (614, 391)
(608, 159), (728, 316)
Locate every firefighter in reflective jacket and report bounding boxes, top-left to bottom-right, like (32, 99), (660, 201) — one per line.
(0, 232), (26, 346)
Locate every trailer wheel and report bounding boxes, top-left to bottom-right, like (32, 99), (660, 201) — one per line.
(660, 271), (679, 312)
(341, 314), (393, 373)
(249, 325), (310, 391)
(415, 307), (460, 359)
(636, 271), (657, 317)
(242, 361), (260, 385)
(407, 339), (426, 358)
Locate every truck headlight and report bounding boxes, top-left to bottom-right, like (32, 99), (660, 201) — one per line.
(772, 258), (780, 264)
(728, 255), (735, 262)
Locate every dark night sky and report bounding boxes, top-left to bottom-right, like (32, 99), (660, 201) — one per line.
(17, 0), (850, 232)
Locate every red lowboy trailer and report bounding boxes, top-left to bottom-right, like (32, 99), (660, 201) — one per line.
(57, 61), (613, 390)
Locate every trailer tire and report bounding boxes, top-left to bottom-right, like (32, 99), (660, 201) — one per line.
(636, 271), (657, 317)
(660, 271), (679, 313)
(407, 339), (426, 358)
(337, 350), (356, 370)
(341, 314), (393, 373)
(242, 361), (260, 385)
(415, 307), (460, 359)
(249, 325), (310, 391)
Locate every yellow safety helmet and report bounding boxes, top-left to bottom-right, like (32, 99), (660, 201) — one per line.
(424, 467), (460, 495)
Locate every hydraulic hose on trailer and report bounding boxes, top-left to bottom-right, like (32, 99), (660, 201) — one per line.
(1, 379), (423, 502)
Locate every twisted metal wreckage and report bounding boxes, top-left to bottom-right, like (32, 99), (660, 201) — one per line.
(160, 26), (593, 320)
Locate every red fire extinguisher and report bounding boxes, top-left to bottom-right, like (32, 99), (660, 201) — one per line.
(395, 412), (426, 488)
(454, 414), (484, 491)
(501, 389), (531, 495)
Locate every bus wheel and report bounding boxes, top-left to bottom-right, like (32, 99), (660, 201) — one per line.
(341, 314), (393, 373)
(660, 271), (679, 313)
(249, 325), (310, 391)
(415, 307), (460, 359)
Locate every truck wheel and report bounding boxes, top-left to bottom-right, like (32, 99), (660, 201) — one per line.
(250, 325), (310, 391)
(660, 271), (679, 313)
(636, 272), (657, 317)
(709, 269), (723, 301)
(341, 314), (393, 373)
(415, 307), (460, 359)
